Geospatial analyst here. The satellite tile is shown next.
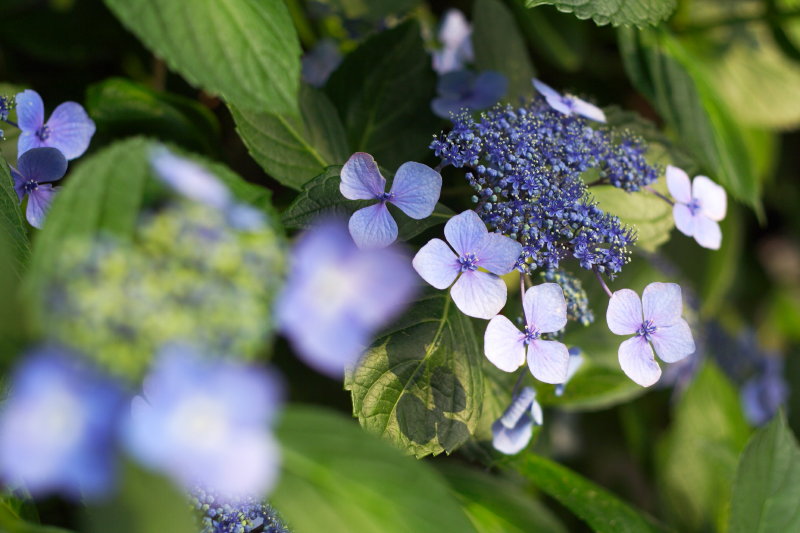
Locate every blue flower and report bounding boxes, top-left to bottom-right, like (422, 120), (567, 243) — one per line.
(15, 89), (95, 160)
(432, 9), (473, 74)
(0, 346), (124, 499)
(276, 220), (417, 377)
(340, 152), (442, 249)
(555, 347), (584, 396)
(431, 70), (507, 119)
(193, 488), (290, 533)
(532, 79), (606, 123)
(123, 345), (283, 499)
(741, 357), (788, 426)
(492, 386), (543, 455)
(301, 38), (342, 88)
(10, 146), (68, 228)
(666, 165), (727, 250)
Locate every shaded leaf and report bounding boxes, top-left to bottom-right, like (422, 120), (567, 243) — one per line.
(0, 159), (30, 277)
(527, 0), (676, 27)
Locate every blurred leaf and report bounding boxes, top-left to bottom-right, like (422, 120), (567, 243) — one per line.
(272, 405), (477, 533)
(514, 454), (668, 532)
(103, 0), (301, 113)
(325, 20), (438, 170)
(231, 85), (349, 190)
(0, 159), (30, 277)
(729, 413), (800, 532)
(507, 0), (585, 72)
(345, 291), (484, 458)
(0, 501), (72, 533)
(472, 0), (536, 102)
(592, 184), (673, 252)
(326, 0), (418, 20)
(526, 0), (676, 27)
(86, 78), (220, 155)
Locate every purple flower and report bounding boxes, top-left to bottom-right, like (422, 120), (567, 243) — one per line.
(432, 9), (473, 74)
(431, 70), (507, 119)
(741, 357), (788, 426)
(301, 38), (342, 88)
(666, 165), (727, 250)
(15, 89), (96, 160)
(123, 345), (283, 499)
(10, 147), (68, 228)
(492, 387), (543, 455)
(340, 152), (442, 249)
(276, 220), (417, 377)
(413, 210), (522, 319)
(0, 346), (124, 500)
(555, 347), (584, 396)
(606, 282), (696, 387)
(484, 283), (570, 383)
(532, 79), (606, 123)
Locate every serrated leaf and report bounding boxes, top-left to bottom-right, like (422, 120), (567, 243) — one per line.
(103, 0), (301, 113)
(345, 291), (484, 458)
(526, 0), (676, 27)
(592, 183), (673, 252)
(0, 160), (30, 278)
(230, 85), (349, 190)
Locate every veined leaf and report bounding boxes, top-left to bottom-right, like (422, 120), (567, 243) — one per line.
(526, 0), (676, 27)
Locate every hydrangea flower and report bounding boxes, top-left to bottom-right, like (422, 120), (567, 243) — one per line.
(432, 9), (473, 74)
(124, 345), (283, 499)
(301, 38), (342, 88)
(193, 488), (289, 533)
(491, 386), (543, 455)
(666, 165), (727, 250)
(340, 152), (442, 249)
(15, 89), (96, 160)
(741, 357), (788, 426)
(532, 79), (606, 123)
(541, 269), (594, 326)
(10, 146), (68, 228)
(606, 282), (695, 387)
(431, 70), (507, 119)
(0, 346), (124, 499)
(276, 220), (416, 377)
(413, 210), (522, 319)
(555, 347), (584, 396)
(484, 283), (570, 383)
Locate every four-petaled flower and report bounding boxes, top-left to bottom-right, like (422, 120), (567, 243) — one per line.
(484, 283), (571, 383)
(606, 282), (695, 387)
(432, 9), (473, 74)
(16, 89), (96, 160)
(491, 386), (543, 455)
(532, 79), (606, 123)
(340, 152), (442, 249)
(11, 146), (68, 228)
(413, 210), (522, 319)
(431, 70), (507, 119)
(555, 347), (584, 397)
(666, 165), (727, 250)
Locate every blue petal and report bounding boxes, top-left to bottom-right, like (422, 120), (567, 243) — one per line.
(467, 71), (507, 109)
(389, 162), (441, 219)
(348, 203), (397, 249)
(17, 147), (68, 184)
(474, 232), (521, 275)
(15, 90), (44, 132)
(431, 95), (466, 119)
(301, 39), (342, 88)
(17, 130), (47, 159)
(492, 415), (533, 455)
(436, 70), (474, 97)
(340, 152), (385, 200)
(45, 102), (96, 160)
(26, 184), (58, 229)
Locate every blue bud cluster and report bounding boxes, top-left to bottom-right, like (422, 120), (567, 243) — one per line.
(430, 96), (657, 277)
(0, 95), (13, 122)
(193, 489), (290, 533)
(540, 269), (593, 326)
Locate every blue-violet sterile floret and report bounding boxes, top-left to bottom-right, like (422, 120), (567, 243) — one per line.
(15, 89), (96, 160)
(10, 146), (68, 228)
(666, 165), (727, 250)
(491, 386), (543, 455)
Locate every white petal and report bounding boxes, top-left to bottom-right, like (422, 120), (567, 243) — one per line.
(450, 270), (506, 319)
(606, 289), (642, 335)
(641, 282), (682, 327)
(491, 417), (533, 455)
(693, 216), (722, 250)
(484, 316), (526, 372)
(571, 97), (606, 123)
(673, 204), (696, 237)
(527, 340), (570, 384)
(651, 319), (695, 363)
(666, 165), (692, 204)
(522, 283), (567, 334)
(444, 210), (487, 256)
(692, 176), (727, 221)
(618, 337), (661, 387)
(412, 238), (459, 289)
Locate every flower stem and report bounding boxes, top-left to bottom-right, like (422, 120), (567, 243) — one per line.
(510, 368), (528, 398)
(3, 119), (18, 129)
(644, 185), (674, 206)
(594, 268), (613, 299)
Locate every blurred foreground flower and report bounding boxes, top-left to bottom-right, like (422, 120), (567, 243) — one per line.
(432, 9), (473, 74)
(15, 89), (95, 160)
(10, 147), (67, 228)
(301, 38), (342, 88)
(492, 386), (543, 455)
(431, 70), (507, 118)
(193, 488), (289, 533)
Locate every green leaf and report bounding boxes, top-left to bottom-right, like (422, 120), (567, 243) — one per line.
(729, 414), (800, 533)
(86, 78), (220, 155)
(272, 405), (477, 533)
(230, 85), (349, 190)
(0, 159), (30, 278)
(591, 184), (673, 252)
(280, 166), (453, 241)
(472, 0), (536, 102)
(325, 20), (438, 170)
(345, 291), (484, 458)
(0, 501), (73, 533)
(325, 0), (418, 20)
(526, 0), (676, 27)
(514, 454), (668, 533)
(103, 0), (301, 113)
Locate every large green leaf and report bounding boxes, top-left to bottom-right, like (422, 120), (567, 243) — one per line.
(526, 0), (676, 27)
(345, 291), (484, 458)
(0, 159), (30, 277)
(729, 414), (800, 533)
(230, 85), (349, 190)
(103, 0), (301, 114)
(325, 21), (438, 170)
(0, 501), (73, 533)
(272, 406), (477, 533)
(591, 183), (673, 252)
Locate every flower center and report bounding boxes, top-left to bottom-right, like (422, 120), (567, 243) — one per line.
(35, 125), (51, 141)
(22, 180), (38, 194)
(522, 325), (540, 344)
(458, 252), (478, 272)
(637, 319), (657, 340)
(687, 198), (702, 215)
(377, 191), (395, 203)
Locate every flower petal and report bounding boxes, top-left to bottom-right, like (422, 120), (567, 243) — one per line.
(642, 282), (683, 327)
(606, 289), (642, 335)
(348, 203), (398, 249)
(436, 70), (474, 97)
(693, 216), (722, 250)
(26, 185), (57, 229)
(618, 336), (661, 387)
(412, 238), (459, 289)
(389, 162), (441, 219)
(15, 90), (44, 132)
(532, 79), (561, 103)
(45, 102), (96, 160)
(10, 168), (25, 202)
(150, 147), (232, 209)
(527, 339), (570, 384)
(651, 318), (695, 363)
(340, 152), (385, 200)
(522, 283), (568, 334)
(491, 416), (533, 455)
(673, 203), (695, 237)
(555, 348), (584, 396)
(17, 147), (68, 184)
(431, 96), (464, 119)
(450, 270), (506, 319)
(467, 71), (507, 109)
(483, 315), (525, 372)
(692, 175), (727, 222)
(666, 165), (692, 204)
(474, 232), (522, 275)
(444, 209), (487, 256)
(570, 97), (606, 123)
(17, 131), (47, 158)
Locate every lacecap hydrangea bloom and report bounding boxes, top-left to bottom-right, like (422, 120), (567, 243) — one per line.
(10, 146), (67, 228)
(193, 488), (290, 533)
(15, 89), (95, 160)
(666, 165), (727, 250)
(492, 386), (543, 455)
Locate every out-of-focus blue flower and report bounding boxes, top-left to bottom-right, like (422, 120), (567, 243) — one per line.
(432, 9), (473, 74)
(413, 210), (522, 319)
(741, 357), (789, 426)
(193, 488), (290, 533)
(10, 147), (68, 229)
(0, 346), (124, 500)
(492, 386), (543, 455)
(555, 348), (584, 396)
(340, 152), (442, 249)
(276, 220), (417, 377)
(484, 283), (569, 383)
(431, 70), (507, 119)
(606, 282), (695, 387)
(123, 345), (283, 499)
(15, 89), (95, 160)
(301, 38), (342, 88)
(666, 165), (727, 250)
(532, 79), (606, 123)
